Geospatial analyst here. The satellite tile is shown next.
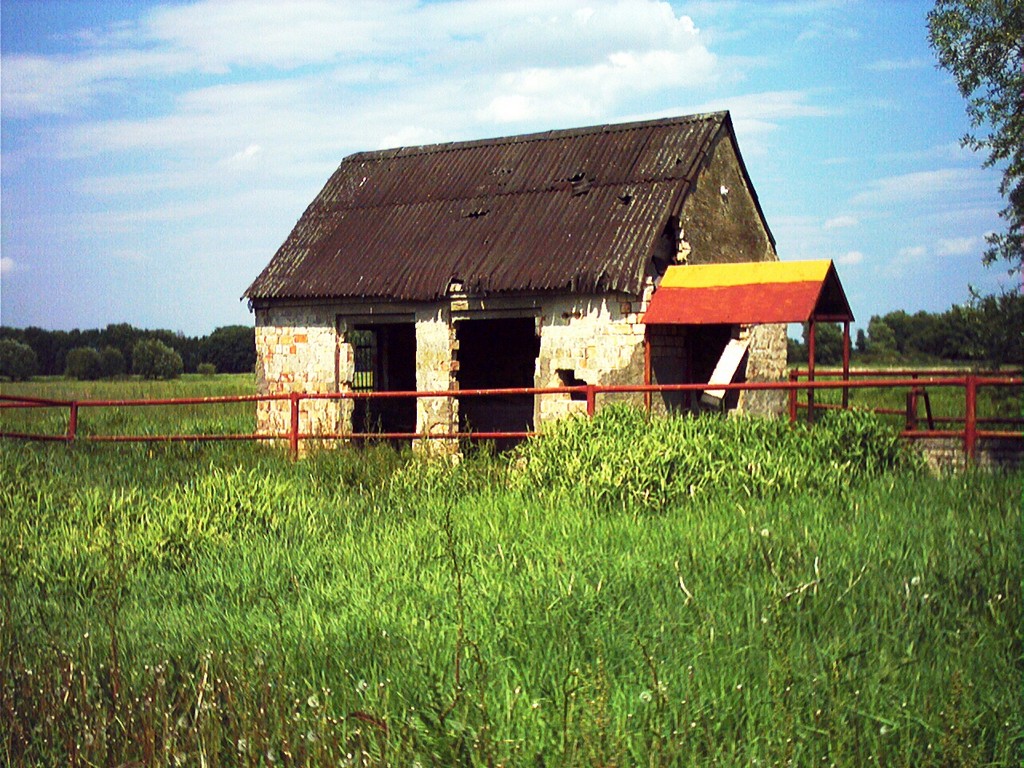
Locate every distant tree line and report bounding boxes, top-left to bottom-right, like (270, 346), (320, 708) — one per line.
(0, 323), (254, 381)
(789, 293), (1022, 367)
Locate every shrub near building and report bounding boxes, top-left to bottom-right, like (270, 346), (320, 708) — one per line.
(131, 339), (183, 380)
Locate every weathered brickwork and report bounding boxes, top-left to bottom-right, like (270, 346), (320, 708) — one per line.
(254, 306), (340, 443)
(253, 290), (789, 447)
(737, 323), (788, 417)
(415, 307), (459, 453)
(535, 293), (649, 423)
(915, 436), (1024, 473)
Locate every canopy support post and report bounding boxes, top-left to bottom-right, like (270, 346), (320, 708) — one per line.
(807, 319), (816, 424)
(643, 331), (652, 413)
(842, 320), (851, 409)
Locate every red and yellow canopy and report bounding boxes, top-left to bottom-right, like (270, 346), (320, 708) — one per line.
(643, 259), (853, 325)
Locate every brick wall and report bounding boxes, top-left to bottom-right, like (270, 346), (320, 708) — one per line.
(535, 293), (649, 423)
(254, 306), (340, 442)
(915, 435), (1024, 473)
(254, 289), (789, 449)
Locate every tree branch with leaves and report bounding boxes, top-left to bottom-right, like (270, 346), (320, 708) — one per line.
(928, 0), (1024, 274)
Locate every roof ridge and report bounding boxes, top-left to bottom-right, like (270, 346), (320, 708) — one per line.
(346, 111), (729, 164)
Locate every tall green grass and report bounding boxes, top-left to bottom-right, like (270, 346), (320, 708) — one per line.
(1, 409), (1021, 766)
(796, 368), (1021, 430)
(1, 374), (256, 437)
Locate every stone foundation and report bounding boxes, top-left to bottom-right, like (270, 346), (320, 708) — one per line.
(914, 435), (1024, 473)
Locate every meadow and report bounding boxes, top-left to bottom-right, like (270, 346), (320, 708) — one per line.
(0, 376), (1021, 766)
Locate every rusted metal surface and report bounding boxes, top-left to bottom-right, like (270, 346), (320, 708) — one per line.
(245, 113), (731, 302)
(3, 378), (1020, 463)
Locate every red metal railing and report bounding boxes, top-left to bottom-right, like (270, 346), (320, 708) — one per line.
(2, 375), (1021, 462)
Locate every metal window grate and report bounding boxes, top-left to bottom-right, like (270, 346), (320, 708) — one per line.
(351, 329), (377, 392)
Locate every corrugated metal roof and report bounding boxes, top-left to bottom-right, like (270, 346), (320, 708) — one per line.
(245, 112), (738, 302)
(643, 260), (854, 325)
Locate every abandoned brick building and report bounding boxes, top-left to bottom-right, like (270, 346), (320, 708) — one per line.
(244, 111), (790, 441)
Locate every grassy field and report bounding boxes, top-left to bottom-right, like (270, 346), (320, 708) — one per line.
(1, 374), (256, 437)
(1, 390), (1021, 766)
(793, 366), (1021, 431)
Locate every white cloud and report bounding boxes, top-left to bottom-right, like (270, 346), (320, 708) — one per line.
(796, 20), (858, 43)
(899, 245), (927, 259)
(865, 58), (929, 72)
(936, 236), (981, 257)
(220, 143), (264, 168)
(852, 168), (991, 207)
(824, 215), (858, 230)
(476, 47), (717, 124)
(0, 257), (18, 276)
(837, 250), (863, 265)
(3, 0), (715, 122)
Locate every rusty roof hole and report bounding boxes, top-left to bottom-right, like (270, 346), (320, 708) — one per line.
(557, 369), (588, 401)
(618, 192), (633, 205)
(568, 171), (593, 196)
(462, 207), (490, 219)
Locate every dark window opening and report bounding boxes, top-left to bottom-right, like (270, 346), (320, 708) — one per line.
(350, 323), (416, 436)
(556, 369), (588, 401)
(456, 317), (539, 446)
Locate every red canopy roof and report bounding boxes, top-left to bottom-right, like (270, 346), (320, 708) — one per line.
(643, 260), (853, 325)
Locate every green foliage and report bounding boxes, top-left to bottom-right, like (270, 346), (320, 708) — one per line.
(199, 325), (255, 374)
(854, 328), (867, 354)
(98, 345), (127, 378)
(0, 323), (250, 377)
(0, 431), (1019, 766)
(64, 346), (103, 380)
(0, 338), (37, 381)
(790, 323), (845, 366)
(510, 405), (919, 510)
(804, 321), (844, 365)
(858, 302), (1024, 364)
(866, 315), (898, 357)
(131, 338), (184, 380)
(929, 0), (1024, 273)
(196, 362), (217, 376)
(963, 288), (1024, 365)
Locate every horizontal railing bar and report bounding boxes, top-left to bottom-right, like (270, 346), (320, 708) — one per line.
(2, 377), (1020, 458)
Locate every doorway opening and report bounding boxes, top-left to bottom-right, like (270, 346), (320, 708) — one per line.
(455, 317), (539, 442)
(648, 323), (745, 412)
(349, 323), (416, 436)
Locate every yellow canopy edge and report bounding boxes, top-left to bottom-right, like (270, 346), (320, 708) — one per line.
(659, 259), (833, 289)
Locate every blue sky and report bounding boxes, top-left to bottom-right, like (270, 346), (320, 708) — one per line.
(0, 0), (1013, 336)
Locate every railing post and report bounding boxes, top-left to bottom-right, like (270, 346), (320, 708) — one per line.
(290, 392), (301, 460)
(964, 374), (977, 465)
(67, 401), (78, 443)
(586, 384), (596, 418)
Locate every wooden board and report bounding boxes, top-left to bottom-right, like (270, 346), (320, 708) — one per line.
(702, 338), (749, 404)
